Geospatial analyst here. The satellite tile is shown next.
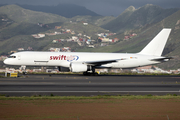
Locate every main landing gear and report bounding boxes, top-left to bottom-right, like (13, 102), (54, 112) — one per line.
(83, 67), (99, 76)
(83, 72), (99, 76)
(83, 72), (98, 76)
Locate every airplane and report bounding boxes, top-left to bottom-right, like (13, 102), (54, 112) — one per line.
(4, 28), (172, 75)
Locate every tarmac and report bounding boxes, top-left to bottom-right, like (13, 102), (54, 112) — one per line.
(0, 74), (180, 96)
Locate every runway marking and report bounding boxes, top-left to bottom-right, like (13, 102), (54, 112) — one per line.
(0, 91), (180, 93)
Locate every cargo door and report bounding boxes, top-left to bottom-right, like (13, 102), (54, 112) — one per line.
(34, 53), (49, 65)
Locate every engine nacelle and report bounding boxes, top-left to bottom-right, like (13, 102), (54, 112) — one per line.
(58, 66), (70, 72)
(70, 63), (91, 72)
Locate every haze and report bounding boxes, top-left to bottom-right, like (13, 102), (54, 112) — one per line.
(0, 0), (180, 16)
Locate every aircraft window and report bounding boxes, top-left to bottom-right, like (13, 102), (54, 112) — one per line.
(9, 56), (16, 58)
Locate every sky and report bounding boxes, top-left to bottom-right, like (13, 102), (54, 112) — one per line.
(0, 0), (180, 16)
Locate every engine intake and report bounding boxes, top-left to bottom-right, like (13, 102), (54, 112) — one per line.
(70, 62), (91, 72)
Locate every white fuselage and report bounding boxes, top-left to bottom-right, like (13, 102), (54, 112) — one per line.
(3, 29), (172, 73)
(4, 51), (161, 69)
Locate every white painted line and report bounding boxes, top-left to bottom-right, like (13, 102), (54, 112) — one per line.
(0, 91), (180, 93)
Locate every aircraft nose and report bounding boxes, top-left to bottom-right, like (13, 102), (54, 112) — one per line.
(3, 59), (9, 65)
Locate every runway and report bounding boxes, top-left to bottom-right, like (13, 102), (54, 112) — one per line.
(0, 74), (180, 96)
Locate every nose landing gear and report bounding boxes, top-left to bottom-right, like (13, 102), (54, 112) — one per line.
(20, 65), (27, 75)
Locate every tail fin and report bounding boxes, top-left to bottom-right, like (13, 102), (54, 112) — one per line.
(138, 28), (171, 56)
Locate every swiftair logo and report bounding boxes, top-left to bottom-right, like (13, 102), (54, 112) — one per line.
(50, 55), (79, 62)
(67, 55), (79, 62)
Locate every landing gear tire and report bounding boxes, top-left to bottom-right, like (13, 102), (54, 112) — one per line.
(83, 72), (88, 75)
(83, 72), (99, 76)
(23, 72), (27, 75)
(94, 73), (98, 76)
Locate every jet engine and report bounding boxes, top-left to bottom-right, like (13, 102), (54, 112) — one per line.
(70, 62), (91, 72)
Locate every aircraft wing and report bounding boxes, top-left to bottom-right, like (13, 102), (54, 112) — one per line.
(84, 58), (126, 66)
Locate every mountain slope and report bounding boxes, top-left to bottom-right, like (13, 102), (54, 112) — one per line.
(101, 6), (135, 33)
(77, 9), (180, 69)
(70, 15), (115, 26)
(19, 4), (100, 18)
(0, 22), (50, 41)
(0, 4), (180, 69)
(0, 4), (68, 24)
(101, 4), (179, 33)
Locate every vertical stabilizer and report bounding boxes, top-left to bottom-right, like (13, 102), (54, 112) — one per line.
(138, 28), (171, 56)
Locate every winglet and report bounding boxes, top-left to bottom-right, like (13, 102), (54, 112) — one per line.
(138, 28), (171, 56)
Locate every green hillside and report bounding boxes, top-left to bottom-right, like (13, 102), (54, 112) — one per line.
(0, 22), (50, 41)
(0, 4), (68, 24)
(0, 4), (180, 70)
(62, 22), (107, 36)
(77, 9), (180, 69)
(70, 15), (115, 26)
(0, 5), (108, 54)
(78, 10), (180, 53)
(0, 14), (13, 29)
(0, 21), (108, 54)
(101, 6), (135, 33)
(101, 4), (179, 33)
(0, 31), (78, 53)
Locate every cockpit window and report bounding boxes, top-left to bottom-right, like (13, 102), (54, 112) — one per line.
(9, 56), (16, 58)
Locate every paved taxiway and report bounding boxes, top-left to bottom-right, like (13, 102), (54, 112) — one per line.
(0, 74), (180, 96)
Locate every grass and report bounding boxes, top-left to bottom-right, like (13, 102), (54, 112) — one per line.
(0, 94), (180, 100)
(0, 75), (4, 78)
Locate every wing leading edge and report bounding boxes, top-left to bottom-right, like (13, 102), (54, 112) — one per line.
(84, 58), (127, 66)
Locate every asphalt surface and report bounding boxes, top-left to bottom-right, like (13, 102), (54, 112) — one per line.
(0, 74), (180, 96)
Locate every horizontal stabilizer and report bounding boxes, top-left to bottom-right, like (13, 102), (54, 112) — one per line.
(150, 57), (173, 62)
